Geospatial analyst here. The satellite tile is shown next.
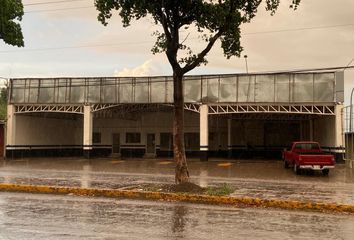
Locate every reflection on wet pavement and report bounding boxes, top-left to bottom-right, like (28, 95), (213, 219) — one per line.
(171, 205), (188, 237)
(0, 192), (353, 240)
(0, 158), (354, 205)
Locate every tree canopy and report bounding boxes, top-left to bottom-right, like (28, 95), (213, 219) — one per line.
(95, 0), (300, 74)
(0, 0), (24, 47)
(95, 0), (301, 183)
(0, 87), (7, 120)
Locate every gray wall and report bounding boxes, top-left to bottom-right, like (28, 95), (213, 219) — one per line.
(12, 111), (340, 150)
(15, 114), (82, 145)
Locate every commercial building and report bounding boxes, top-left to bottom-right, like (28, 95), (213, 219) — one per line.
(6, 71), (344, 160)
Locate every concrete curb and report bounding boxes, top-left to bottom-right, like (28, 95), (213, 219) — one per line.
(0, 183), (353, 213)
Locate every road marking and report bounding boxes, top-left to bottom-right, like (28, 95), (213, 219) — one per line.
(157, 161), (174, 165)
(110, 160), (125, 164)
(10, 159), (27, 162)
(217, 163), (233, 167)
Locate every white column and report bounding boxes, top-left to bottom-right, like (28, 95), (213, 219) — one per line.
(335, 105), (343, 147)
(6, 105), (16, 148)
(199, 105), (208, 161)
(334, 104), (347, 166)
(83, 105), (93, 157)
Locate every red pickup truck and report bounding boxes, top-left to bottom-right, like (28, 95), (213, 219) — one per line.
(283, 142), (335, 175)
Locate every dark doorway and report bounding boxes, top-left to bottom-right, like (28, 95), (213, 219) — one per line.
(112, 133), (120, 154)
(146, 133), (155, 154)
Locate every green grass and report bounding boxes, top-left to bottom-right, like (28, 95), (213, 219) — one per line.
(205, 183), (234, 196)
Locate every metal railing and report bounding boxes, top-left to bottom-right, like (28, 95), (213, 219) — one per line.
(343, 104), (354, 168)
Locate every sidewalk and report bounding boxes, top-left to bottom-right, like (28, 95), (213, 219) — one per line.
(0, 157), (354, 209)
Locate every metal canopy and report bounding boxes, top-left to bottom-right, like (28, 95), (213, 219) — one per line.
(9, 71), (342, 105)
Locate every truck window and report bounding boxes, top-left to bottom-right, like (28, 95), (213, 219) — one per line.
(294, 143), (320, 150)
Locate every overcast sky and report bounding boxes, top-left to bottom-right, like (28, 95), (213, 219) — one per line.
(0, 0), (353, 103)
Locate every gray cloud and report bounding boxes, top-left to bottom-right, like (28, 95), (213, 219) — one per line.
(3, 0), (354, 103)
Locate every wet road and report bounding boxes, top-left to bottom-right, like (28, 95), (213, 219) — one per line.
(0, 192), (353, 240)
(1, 158), (354, 205)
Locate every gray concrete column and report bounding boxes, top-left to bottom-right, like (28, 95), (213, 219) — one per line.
(5, 105), (16, 157)
(83, 105), (93, 158)
(199, 105), (208, 161)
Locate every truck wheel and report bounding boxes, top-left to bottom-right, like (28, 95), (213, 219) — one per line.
(294, 164), (301, 175)
(284, 160), (289, 169)
(322, 169), (329, 176)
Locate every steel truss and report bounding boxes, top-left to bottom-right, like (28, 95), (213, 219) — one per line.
(93, 104), (139, 119)
(14, 104), (84, 114)
(13, 103), (336, 116)
(183, 103), (200, 113)
(208, 104), (335, 115)
(92, 104), (121, 112)
(218, 113), (313, 121)
(93, 103), (201, 114)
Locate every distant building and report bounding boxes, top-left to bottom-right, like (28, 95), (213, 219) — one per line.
(6, 71), (344, 160)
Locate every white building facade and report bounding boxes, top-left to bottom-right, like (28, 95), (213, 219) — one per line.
(6, 71), (345, 161)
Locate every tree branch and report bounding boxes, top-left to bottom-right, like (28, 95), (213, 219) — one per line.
(156, 8), (172, 43)
(158, 2), (182, 71)
(156, 6), (180, 70)
(181, 0), (237, 74)
(182, 31), (222, 74)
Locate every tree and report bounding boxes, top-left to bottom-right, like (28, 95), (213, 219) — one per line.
(0, 0), (24, 47)
(0, 87), (7, 120)
(95, 0), (300, 184)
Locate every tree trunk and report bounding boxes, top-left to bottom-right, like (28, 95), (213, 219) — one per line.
(173, 71), (189, 184)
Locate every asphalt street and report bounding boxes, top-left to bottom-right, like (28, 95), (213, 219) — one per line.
(0, 192), (353, 240)
(0, 158), (354, 205)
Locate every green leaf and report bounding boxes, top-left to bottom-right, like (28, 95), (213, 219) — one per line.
(0, 0), (24, 47)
